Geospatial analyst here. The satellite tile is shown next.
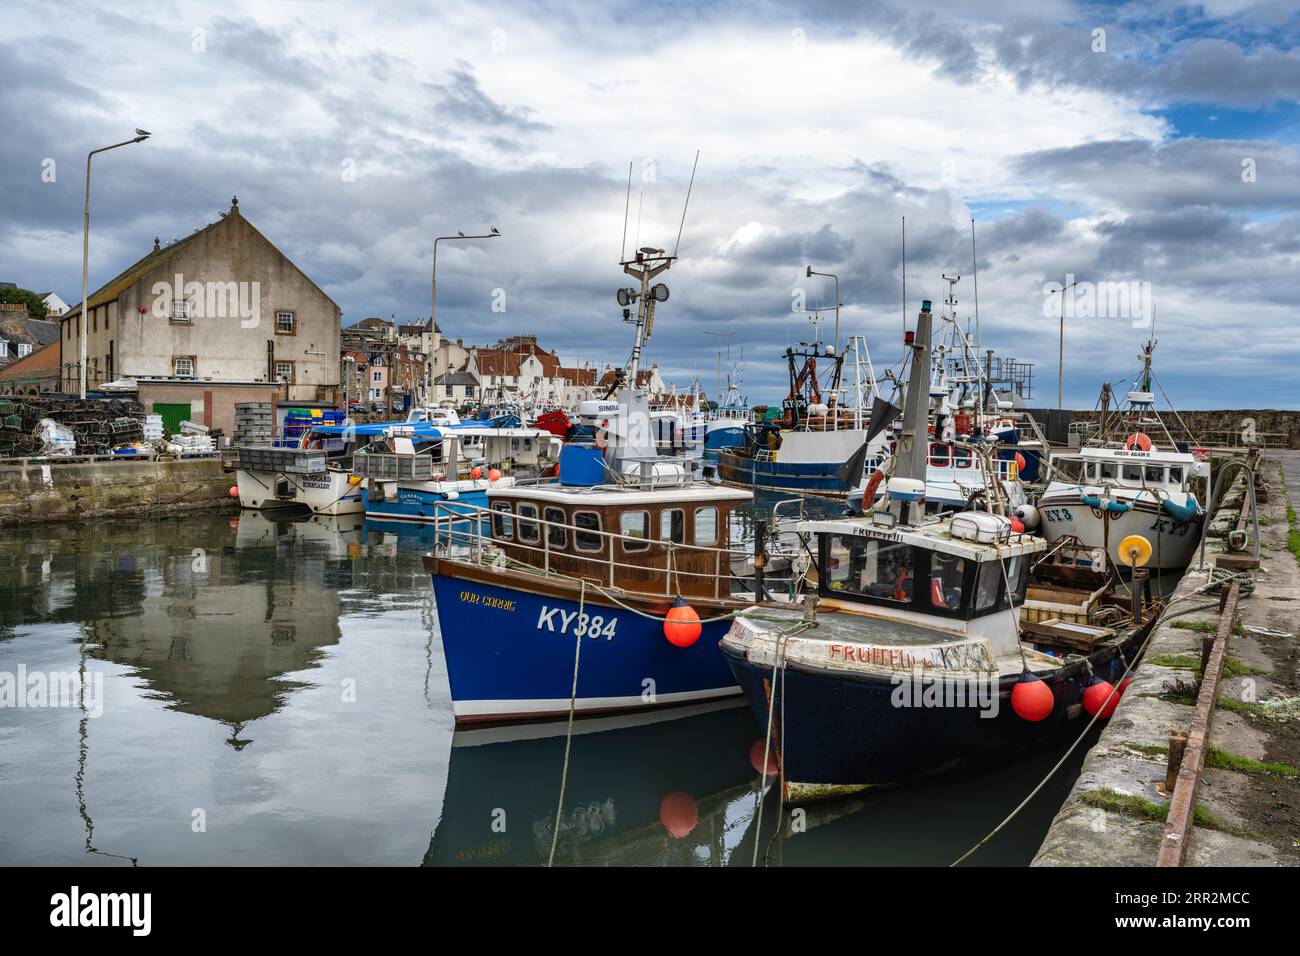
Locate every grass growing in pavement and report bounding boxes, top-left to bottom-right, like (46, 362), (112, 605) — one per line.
(1124, 743), (1299, 777)
(1288, 504), (1300, 568)
(1147, 653), (1270, 678)
(1079, 788), (1253, 836)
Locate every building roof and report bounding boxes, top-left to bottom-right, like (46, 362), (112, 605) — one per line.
(62, 199), (340, 320)
(0, 340), (59, 380)
(558, 366), (598, 386)
(470, 349), (523, 378)
(435, 370), (479, 386)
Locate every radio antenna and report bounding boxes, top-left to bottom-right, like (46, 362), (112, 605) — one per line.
(672, 150), (700, 258)
(620, 161), (632, 261)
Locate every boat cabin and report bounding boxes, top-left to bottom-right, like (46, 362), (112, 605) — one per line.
(484, 484), (751, 600)
(803, 516), (1046, 622)
(1051, 446), (1205, 492)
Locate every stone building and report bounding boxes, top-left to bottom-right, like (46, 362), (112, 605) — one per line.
(59, 197), (341, 429)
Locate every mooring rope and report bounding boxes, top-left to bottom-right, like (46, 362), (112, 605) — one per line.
(946, 569), (1253, 867)
(546, 578), (586, 868)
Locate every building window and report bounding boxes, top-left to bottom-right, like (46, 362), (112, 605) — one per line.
(18, 343), (32, 358)
(0, 341), (8, 358)
(275, 310), (296, 334)
(275, 361), (294, 383)
(373, 371), (382, 383)
(172, 300), (192, 322)
(174, 357), (195, 377)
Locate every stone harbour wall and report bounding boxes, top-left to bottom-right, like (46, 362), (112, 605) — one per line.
(0, 457), (237, 525)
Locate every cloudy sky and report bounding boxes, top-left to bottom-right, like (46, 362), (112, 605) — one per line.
(3, 0), (1298, 407)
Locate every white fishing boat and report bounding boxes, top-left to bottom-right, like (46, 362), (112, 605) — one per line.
(1038, 338), (1208, 571)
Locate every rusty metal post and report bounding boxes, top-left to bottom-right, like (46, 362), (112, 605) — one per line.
(754, 517), (768, 602)
(1164, 726), (1187, 794)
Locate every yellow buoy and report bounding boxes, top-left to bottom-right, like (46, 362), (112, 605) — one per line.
(1118, 534), (1152, 567)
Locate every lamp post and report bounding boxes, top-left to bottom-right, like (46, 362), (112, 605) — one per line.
(703, 329), (735, 413)
(432, 227), (500, 340)
(1050, 277), (1080, 410)
(80, 130), (150, 399)
(805, 266), (841, 357)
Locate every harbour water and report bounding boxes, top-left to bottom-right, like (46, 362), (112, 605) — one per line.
(1, 504), (1108, 867)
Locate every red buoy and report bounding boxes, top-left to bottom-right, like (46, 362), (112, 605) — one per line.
(470, 466), (483, 479)
(659, 791), (698, 839)
(1083, 677), (1119, 718)
(664, 597), (701, 647)
(488, 468), (502, 482)
(749, 739), (779, 776)
(1014, 452), (1027, 471)
(1011, 670), (1054, 722)
(229, 486), (239, 498)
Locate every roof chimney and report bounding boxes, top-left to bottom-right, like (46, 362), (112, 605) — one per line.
(153, 236), (160, 252)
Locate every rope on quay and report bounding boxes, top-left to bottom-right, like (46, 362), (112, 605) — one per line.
(946, 568), (1255, 867)
(547, 579), (586, 868)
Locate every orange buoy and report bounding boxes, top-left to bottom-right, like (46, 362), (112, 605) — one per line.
(1009, 516), (1025, 533)
(488, 468), (502, 482)
(470, 466), (483, 479)
(659, 791), (699, 839)
(229, 486), (239, 498)
(1011, 670), (1054, 722)
(749, 739), (779, 776)
(1125, 432), (1152, 451)
(1014, 452), (1027, 471)
(664, 597), (702, 647)
(1083, 677), (1119, 717)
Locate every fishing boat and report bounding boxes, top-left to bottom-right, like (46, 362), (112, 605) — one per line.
(715, 332), (887, 498)
(358, 424), (561, 524)
(703, 357), (750, 460)
(1037, 337), (1208, 571)
(721, 299), (1156, 799)
(425, 237), (769, 724)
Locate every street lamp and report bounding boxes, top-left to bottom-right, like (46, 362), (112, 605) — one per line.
(805, 266), (841, 356)
(432, 227), (500, 339)
(80, 130), (150, 399)
(703, 329), (735, 412)
(1049, 277), (1081, 410)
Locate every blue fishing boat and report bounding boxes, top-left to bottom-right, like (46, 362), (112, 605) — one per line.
(425, 243), (761, 725)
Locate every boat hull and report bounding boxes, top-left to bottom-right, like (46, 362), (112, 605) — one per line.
(723, 646), (1130, 799)
(1038, 492), (1202, 571)
(715, 450), (859, 498)
(430, 570), (740, 725)
(235, 469), (363, 515)
(362, 484), (490, 523)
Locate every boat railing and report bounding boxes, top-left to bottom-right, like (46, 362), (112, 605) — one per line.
(430, 501), (755, 602)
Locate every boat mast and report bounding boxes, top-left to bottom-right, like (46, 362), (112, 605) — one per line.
(892, 299), (934, 492)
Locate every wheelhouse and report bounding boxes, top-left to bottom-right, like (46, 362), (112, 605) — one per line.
(483, 485), (750, 600)
(806, 520), (1041, 622)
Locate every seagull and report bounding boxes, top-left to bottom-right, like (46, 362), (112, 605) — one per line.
(135, 128), (151, 137)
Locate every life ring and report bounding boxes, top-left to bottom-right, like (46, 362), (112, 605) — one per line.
(1125, 432), (1152, 451)
(595, 420), (609, 450)
(863, 468), (885, 503)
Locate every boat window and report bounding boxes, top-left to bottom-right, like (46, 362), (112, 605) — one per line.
(1145, 465), (1164, 484)
(1004, 555), (1028, 604)
(825, 535), (912, 603)
(929, 553), (966, 610)
(1121, 464), (1142, 483)
(491, 501), (513, 539)
(1099, 461), (1117, 481)
(517, 503), (540, 544)
(1168, 465), (1183, 485)
(694, 507), (718, 546)
(929, 443), (950, 467)
(574, 511), (602, 552)
(660, 508), (685, 544)
(953, 446), (971, 468)
(620, 511), (650, 551)
(544, 507), (566, 549)
(974, 560), (1002, 612)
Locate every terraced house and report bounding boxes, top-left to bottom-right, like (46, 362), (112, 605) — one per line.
(59, 196), (341, 434)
